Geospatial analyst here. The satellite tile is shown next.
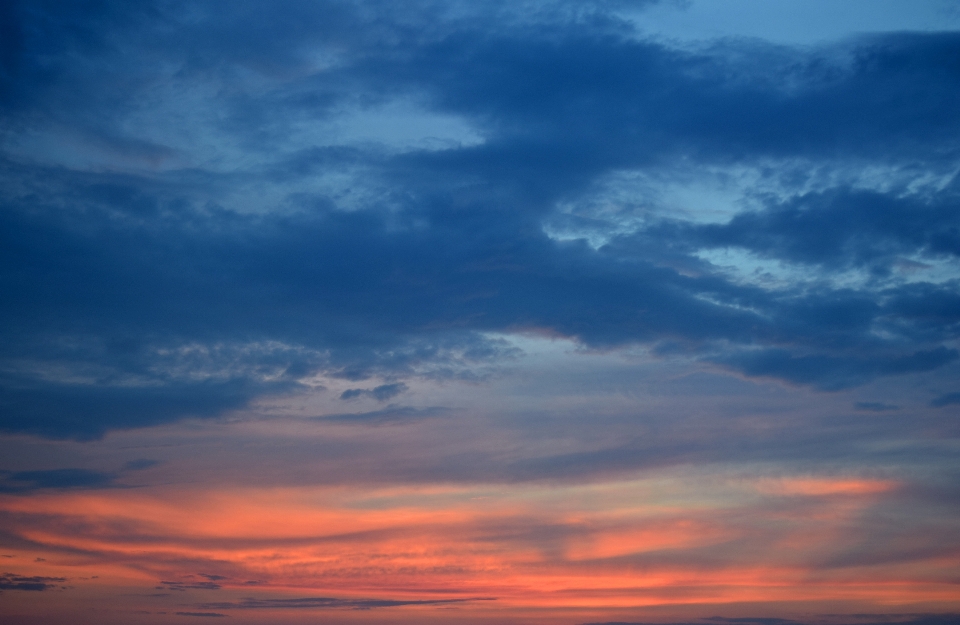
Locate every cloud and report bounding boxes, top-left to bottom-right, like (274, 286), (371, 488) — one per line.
(704, 620), (799, 625)
(0, 460), (165, 493)
(122, 459), (161, 471)
(585, 620), (803, 625)
(0, 378), (271, 440)
(159, 580), (222, 591)
(582, 617), (960, 625)
(0, 468), (115, 493)
(679, 188), (960, 272)
(930, 392), (960, 407)
(0, 1), (959, 438)
(0, 573), (67, 591)
(854, 402), (899, 412)
(0, 5), (959, 621)
(196, 596), (490, 610)
(316, 405), (450, 424)
(714, 347), (959, 391)
(340, 382), (408, 401)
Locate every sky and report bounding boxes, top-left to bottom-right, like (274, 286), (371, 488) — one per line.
(1, 0), (959, 623)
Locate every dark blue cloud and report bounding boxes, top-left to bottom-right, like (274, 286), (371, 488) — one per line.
(854, 402), (900, 412)
(0, 459), (163, 492)
(715, 347), (959, 391)
(122, 458), (160, 471)
(0, 468), (114, 492)
(384, 31), (960, 185)
(197, 595), (487, 610)
(673, 188), (960, 272)
(1, 0), (958, 437)
(160, 579), (222, 592)
(930, 392), (960, 408)
(340, 382), (408, 401)
(0, 572), (67, 592)
(0, 377), (267, 439)
(316, 405), (449, 424)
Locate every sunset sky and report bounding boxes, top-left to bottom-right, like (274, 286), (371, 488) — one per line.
(2, 1), (960, 624)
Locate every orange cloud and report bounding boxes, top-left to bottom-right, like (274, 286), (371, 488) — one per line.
(753, 477), (899, 497)
(0, 473), (957, 622)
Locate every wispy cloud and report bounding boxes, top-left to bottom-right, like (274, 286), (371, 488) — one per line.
(0, 573), (67, 591)
(315, 405), (450, 424)
(197, 596), (490, 610)
(340, 383), (409, 401)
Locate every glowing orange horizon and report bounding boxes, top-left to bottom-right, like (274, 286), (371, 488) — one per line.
(2, 472), (955, 619)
